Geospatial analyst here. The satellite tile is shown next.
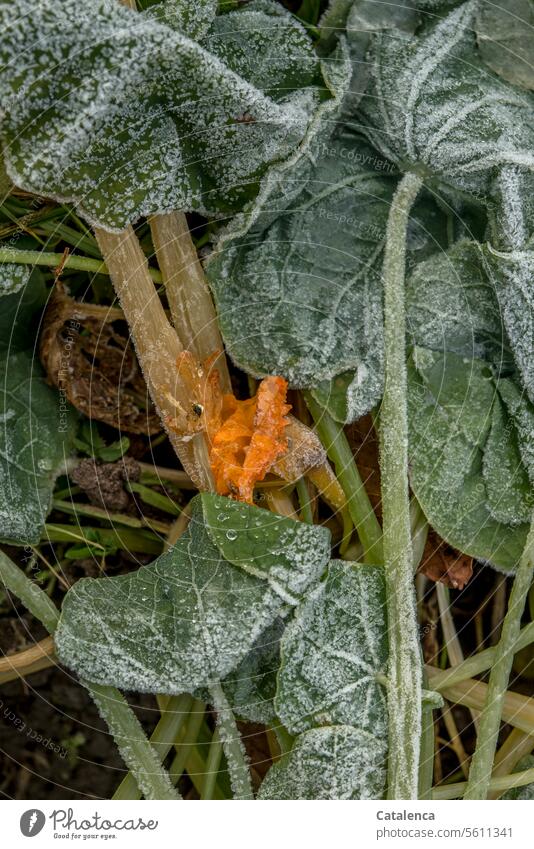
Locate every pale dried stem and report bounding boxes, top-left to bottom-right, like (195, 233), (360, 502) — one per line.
(149, 212), (231, 393)
(94, 226), (214, 491)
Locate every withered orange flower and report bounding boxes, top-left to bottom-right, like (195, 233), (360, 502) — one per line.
(210, 376), (291, 503)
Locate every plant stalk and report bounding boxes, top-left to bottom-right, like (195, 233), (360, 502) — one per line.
(210, 681), (254, 800)
(463, 516), (534, 799)
(379, 172), (423, 799)
(305, 393), (382, 564)
(149, 211), (231, 393)
(0, 245), (161, 282)
(94, 225), (214, 491)
(433, 765), (534, 800)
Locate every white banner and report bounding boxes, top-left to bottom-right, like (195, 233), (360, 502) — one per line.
(2, 800), (531, 848)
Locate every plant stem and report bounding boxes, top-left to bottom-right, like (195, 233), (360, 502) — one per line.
(202, 728), (223, 800)
(305, 393), (382, 564)
(433, 765), (534, 800)
(428, 674), (534, 735)
(464, 517), (534, 799)
(113, 693), (193, 800)
(168, 698), (206, 784)
(210, 681), (254, 800)
(379, 171), (423, 799)
(94, 225), (214, 491)
(0, 549), (179, 799)
(418, 672), (435, 800)
(0, 550), (59, 633)
(427, 621), (534, 690)
(0, 245), (161, 282)
(149, 212), (231, 392)
(296, 476), (314, 524)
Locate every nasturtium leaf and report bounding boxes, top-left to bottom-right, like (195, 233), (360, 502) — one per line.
(502, 755), (534, 800)
(204, 1), (319, 98)
(405, 240), (509, 368)
(202, 493), (331, 603)
(0, 263), (30, 297)
(497, 378), (534, 482)
(0, 269), (47, 354)
(222, 617), (284, 725)
(55, 494), (330, 694)
(146, 0), (217, 39)
(358, 2), (534, 204)
(485, 246), (534, 404)
(0, 350), (76, 544)
(483, 397), (533, 526)
(276, 561), (387, 737)
(0, 0), (323, 230)
(408, 346), (530, 572)
(208, 128), (448, 422)
(258, 725), (387, 800)
(476, 0), (534, 91)
(342, 0), (419, 118)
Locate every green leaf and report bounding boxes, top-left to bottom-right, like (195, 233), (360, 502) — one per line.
(276, 561), (388, 737)
(0, 267), (47, 355)
(208, 128), (448, 422)
(222, 617), (284, 725)
(358, 2), (534, 203)
(146, 0), (217, 39)
(55, 494), (330, 694)
(258, 725), (386, 799)
(205, 0), (320, 98)
(476, 0), (534, 91)
(0, 350), (76, 544)
(407, 346), (530, 572)
(0, 0), (323, 230)
(502, 755), (534, 800)
(406, 240), (509, 367)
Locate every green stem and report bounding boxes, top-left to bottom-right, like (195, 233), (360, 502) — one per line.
(428, 621), (534, 691)
(0, 245), (162, 282)
(304, 393), (382, 564)
(418, 671), (435, 800)
(380, 172), (423, 799)
(0, 549), (178, 800)
(433, 766), (534, 800)
(296, 476), (314, 524)
(168, 698), (206, 784)
(210, 681), (254, 800)
(113, 693), (193, 800)
(463, 516), (534, 799)
(0, 550), (59, 634)
(202, 728), (223, 800)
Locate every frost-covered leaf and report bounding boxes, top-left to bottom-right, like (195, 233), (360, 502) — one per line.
(146, 0), (217, 39)
(0, 0), (323, 230)
(358, 2), (534, 205)
(208, 128), (448, 422)
(204, 1), (319, 98)
(258, 725), (386, 799)
(476, 0), (534, 91)
(341, 0), (419, 117)
(0, 350), (76, 544)
(203, 486), (331, 604)
(408, 346), (531, 572)
(406, 240), (509, 367)
(0, 263), (30, 298)
(55, 494), (330, 694)
(276, 561), (387, 737)
(222, 617), (284, 725)
(0, 268), (47, 354)
(501, 755), (534, 800)
(485, 245), (534, 403)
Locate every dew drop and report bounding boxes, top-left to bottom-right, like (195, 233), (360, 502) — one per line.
(226, 529), (237, 541)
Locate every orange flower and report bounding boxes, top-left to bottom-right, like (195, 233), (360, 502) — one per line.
(210, 376), (291, 503)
